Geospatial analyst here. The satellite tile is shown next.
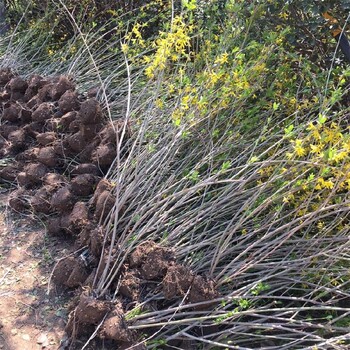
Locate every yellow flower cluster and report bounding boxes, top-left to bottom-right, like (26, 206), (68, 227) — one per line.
(281, 117), (350, 217)
(144, 16), (193, 78)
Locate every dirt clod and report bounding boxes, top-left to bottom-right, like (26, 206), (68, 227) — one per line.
(68, 201), (89, 233)
(79, 98), (102, 124)
(99, 306), (132, 342)
(92, 143), (117, 168)
(119, 269), (142, 300)
(0, 164), (20, 182)
(80, 123), (102, 140)
(36, 131), (57, 146)
(67, 131), (87, 153)
(37, 146), (58, 167)
(162, 264), (194, 299)
(94, 190), (116, 221)
(58, 90), (80, 113)
(24, 74), (47, 100)
(8, 129), (26, 151)
(89, 226), (105, 258)
(71, 163), (100, 176)
(58, 111), (77, 131)
(8, 188), (30, 212)
(71, 174), (97, 197)
(8, 76), (28, 92)
(188, 275), (219, 305)
(23, 121), (43, 137)
(24, 163), (48, 185)
(43, 173), (67, 189)
(50, 75), (75, 100)
(32, 102), (53, 122)
(68, 119), (80, 133)
(46, 216), (63, 235)
(74, 293), (112, 325)
(51, 186), (76, 212)
(52, 256), (79, 286)
(30, 186), (52, 214)
(0, 67), (14, 86)
(0, 124), (19, 138)
(66, 260), (90, 288)
(16, 147), (39, 162)
(2, 103), (21, 122)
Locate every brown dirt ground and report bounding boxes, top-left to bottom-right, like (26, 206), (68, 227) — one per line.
(0, 191), (72, 350)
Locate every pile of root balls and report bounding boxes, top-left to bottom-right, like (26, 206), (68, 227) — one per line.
(0, 68), (219, 349)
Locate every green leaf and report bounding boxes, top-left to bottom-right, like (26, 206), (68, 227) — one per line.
(284, 124), (294, 135)
(318, 113), (327, 125)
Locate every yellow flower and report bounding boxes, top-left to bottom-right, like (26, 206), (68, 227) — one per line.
(293, 139), (306, 157)
(310, 144), (322, 154)
(215, 52), (229, 65)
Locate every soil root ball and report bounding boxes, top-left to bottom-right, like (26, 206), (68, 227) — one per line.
(94, 190), (116, 221)
(58, 90), (80, 113)
(0, 89), (10, 102)
(43, 173), (67, 189)
(8, 129), (26, 151)
(19, 105), (32, 123)
(68, 119), (80, 133)
(78, 98), (102, 124)
(10, 91), (25, 102)
(89, 226), (105, 258)
(32, 102), (54, 122)
(129, 241), (175, 279)
(0, 124), (19, 138)
(99, 305), (132, 342)
(77, 222), (95, 247)
(45, 118), (61, 132)
(36, 132), (57, 146)
(68, 201), (89, 233)
(74, 293), (112, 325)
(52, 139), (68, 157)
(16, 147), (39, 162)
(99, 120), (130, 145)
(37, 146), (58, 167)
(23, 121), (43, 137)
(90, 180), (113, 206)
(188, 275), (219, 307)
(17, 172), (30, 187)
(71, 174), (97, 197)
(49, 76), (75, 101)
(71, 163), (100, 176)
(30, 186), (53, 214)
(2, 103), (21, 122)
(8, 188), (30, 212)
(0, 164), (21, 182)
(67, 131), (87, 153)
(27, 95), (41, 109)
(24, 163), (48, 185)
(66, 261), (90, 288)
(0, 68), (14, 86)
(162, 264), (194, 299)
(119, 269), (141, 300)
(78, 139), (100, 163)
(51, 186), (76, 212)
(52, 256), (81, 286)
(58, 111), (77, 131)
(80, 123), (102, 140)
(25, 74), (47, 100)
(46, 216), (62, 236)
(8, 76), (28, 92)
(92, 143), (117, 168)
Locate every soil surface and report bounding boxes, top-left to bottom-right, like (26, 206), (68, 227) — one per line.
(0, 191), (72, 350)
